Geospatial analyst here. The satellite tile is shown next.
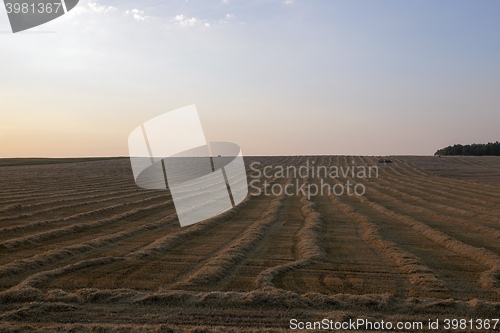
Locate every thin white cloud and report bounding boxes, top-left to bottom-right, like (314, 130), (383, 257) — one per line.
(283, 0), (294, 4)
(222, 0), (228, 3)
(88, 2), (117, 13)
(217, 13), (236, 24)
(172, 14), (204, 27)
(183, 17), (199, 26)
(125, 9), (153, 21)
(71, 1), (117, 15)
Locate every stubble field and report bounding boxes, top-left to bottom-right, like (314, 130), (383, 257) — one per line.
(1, 155), (500, 332)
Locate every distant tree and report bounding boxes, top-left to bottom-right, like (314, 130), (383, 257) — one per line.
(435, 141), (500, 156)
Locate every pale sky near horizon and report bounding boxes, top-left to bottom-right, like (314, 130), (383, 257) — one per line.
(1, 0), (499, 157)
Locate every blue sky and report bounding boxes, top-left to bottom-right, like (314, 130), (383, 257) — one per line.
(1, 0), (499, 157)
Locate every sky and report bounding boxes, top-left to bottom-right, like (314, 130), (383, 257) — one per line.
(1, 0), (499, 157)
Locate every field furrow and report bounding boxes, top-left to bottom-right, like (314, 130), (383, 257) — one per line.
(30, 164), (296, 292)
(174, 176), (293, 289)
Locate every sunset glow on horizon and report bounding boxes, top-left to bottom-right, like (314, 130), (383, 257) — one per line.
(1, 0), (499, 158)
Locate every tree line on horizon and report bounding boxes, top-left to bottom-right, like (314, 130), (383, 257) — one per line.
(435, 141), (500, 156)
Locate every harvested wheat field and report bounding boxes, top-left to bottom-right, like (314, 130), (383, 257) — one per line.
(1, 156), (500, 332)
